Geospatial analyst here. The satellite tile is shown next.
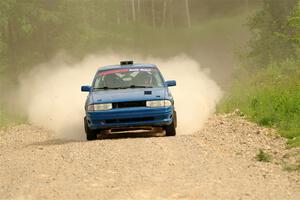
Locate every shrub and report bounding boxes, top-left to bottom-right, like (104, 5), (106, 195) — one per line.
(256, 149), (272, 162)
(218, 59), (300, 147)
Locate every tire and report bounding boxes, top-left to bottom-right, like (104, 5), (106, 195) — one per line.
(84, 117), (98, 141)
(173, 110), (177, 128)
(165, 120), (176, 136)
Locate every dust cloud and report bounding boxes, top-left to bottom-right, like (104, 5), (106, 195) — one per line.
(17, 54), (222, 139)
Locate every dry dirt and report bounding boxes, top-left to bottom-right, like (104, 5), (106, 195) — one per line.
(0, 114), (299, 200)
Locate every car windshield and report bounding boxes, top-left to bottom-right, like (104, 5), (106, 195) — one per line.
(93, 68), (164, 89)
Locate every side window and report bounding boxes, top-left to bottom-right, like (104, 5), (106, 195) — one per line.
(153, 72), (164, 87)
(94, 77), (104, 88)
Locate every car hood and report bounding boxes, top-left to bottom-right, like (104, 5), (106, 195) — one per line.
(90, 87), (168, 103)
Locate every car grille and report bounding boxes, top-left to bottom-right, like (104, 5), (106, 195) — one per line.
(105, 117), (154, 124)
(112, 101), (146, 108)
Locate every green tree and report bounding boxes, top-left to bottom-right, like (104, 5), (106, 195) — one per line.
(246, 0), (299, 68)
(286, 1), (300, 46)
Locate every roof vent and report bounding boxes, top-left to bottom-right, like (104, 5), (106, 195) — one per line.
(120, 60), (133, 66)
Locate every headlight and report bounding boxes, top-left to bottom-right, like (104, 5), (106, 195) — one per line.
(146, 100), (172, 107)
(87, 103), (112, 111)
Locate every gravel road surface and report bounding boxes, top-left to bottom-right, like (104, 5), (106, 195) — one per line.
(1, 114), (299, 200)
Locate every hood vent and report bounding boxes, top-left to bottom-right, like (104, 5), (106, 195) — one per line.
(144, 91), (152, 95)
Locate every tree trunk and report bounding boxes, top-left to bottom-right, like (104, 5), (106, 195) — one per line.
(137, 0), (141, 21)
(137, 0), (141, 13)
(151, 0), (156, 27)
(116, 10), (121, 25)
(185, 0), (191, 28)
(7, 16), (17, 74)
(169, 0), (174, 27)
(162, 0), (168, 27)
(245, 0), (249, 12)
(122, 1), (129, 24)
(131, 0), (136, 23)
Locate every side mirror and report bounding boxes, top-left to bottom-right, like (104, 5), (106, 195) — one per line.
(165, 80), (176, 87)
(81, 85), (92, 92)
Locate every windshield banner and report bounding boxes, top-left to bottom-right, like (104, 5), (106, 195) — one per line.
(99, 68), (155, 75)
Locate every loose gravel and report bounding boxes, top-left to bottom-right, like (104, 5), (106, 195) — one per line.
(0, 114), (299, 200)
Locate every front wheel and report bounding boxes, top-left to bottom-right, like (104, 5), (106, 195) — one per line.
(164, 120), (176, 136)
(84, 117), (98, 140)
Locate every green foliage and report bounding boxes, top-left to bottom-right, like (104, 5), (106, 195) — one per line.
(286, 2), (300, 44)
(256, 149), (272, 162)
(218, 59), (300, 147)
(246, 0), (299, 68)
(0, 0), (258, 80)
(282, 151), (300, 171)
(220, 1), (300, 148)
(287, 137), (300, 148)
(0, 0), (257, 126)
(284, 163), (300, 172)
(0, 105), (26, 127)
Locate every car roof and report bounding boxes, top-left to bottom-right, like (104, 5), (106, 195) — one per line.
(97, 63), (157, 72)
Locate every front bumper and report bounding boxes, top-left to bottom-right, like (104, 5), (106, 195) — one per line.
(86, 106), (174, 130)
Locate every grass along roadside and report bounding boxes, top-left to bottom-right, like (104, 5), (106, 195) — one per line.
(256, 149), (272, 162)
(218, 59), (300, 148)
(0, 105), (26, 127)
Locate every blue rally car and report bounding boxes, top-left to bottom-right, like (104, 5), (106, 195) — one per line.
(81, 61), (177, 140)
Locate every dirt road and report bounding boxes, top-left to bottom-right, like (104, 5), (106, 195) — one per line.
(1, 114), (299, 200)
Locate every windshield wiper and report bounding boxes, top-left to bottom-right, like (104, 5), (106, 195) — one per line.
(124, 85), (153, 89)
(93, 87), (121, 90)
(94, 85), (153, 90)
